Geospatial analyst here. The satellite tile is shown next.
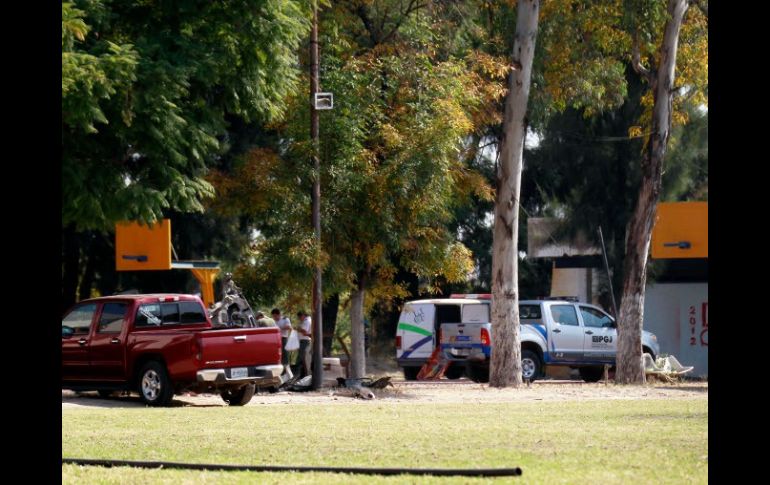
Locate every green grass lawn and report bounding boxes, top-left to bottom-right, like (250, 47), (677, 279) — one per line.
(62, 398), (707, 484)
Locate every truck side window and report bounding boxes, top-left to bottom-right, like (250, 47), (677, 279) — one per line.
(550, 304), (579, 326)
(519, 304), (542, 324)
(580, 306), (613, 328)
(62, 303), (97, 335)
(135, 304), (161, 327)
(180, 301), (207, 324)
(98, 302), (128, 333)
(161, 303), (180, 324)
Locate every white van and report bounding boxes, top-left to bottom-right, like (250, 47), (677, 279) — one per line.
(395, 294), (491, 380)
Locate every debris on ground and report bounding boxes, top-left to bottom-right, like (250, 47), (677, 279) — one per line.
(332, 377), (394, 400)
(644, 354), (694, 383)
(283, 375), (313, 392)
(337, 376), (393, 390)
(416, 347), (450, 380)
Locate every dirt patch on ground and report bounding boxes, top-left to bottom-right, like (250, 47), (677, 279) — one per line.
(62, 379), (707, 409)
(62, 353), (706, 408)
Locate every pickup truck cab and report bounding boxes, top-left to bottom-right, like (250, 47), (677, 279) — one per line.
(62, 294), (284, 406)
(439, 297), (660, 382)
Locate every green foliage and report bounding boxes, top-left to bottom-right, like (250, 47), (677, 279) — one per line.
(62, 0), (311, 231)
(662, 106), (708, 201)
(214, 1), (507, 308)
(62, 2), (138, 135)
(521, 70), (707, 303)
(623, 0), (708, 129)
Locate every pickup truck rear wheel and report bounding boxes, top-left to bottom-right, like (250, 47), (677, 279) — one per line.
(521, 350), (542, 382)
(467, 364), (490, 383)
(444, 365), (465, 380)
(138, 361), (174, 406)
(221, 384), (256, 406)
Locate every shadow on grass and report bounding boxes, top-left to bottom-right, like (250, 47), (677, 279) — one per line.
(62, 392), (226, 408)
(652, 385), (708, 393)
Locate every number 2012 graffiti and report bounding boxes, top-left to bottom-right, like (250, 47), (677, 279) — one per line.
(689, 302), (707, 347)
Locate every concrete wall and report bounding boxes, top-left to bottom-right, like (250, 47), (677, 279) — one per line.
(643, 283), (708, 377)
(551, 267), (590, 302)
(550, 266), (604, 305)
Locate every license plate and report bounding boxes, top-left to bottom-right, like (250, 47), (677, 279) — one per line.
(230, 367), (248, 379)
(451, 348), (470, 356)
(450, 335), (471, 342)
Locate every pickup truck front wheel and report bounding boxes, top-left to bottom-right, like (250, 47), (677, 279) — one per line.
(467, 351), (542, 383)
(221, 384), (256, 406)
(138, 361), (174, 407)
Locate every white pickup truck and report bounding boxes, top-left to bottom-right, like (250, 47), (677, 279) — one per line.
(396, 294), (660, 382)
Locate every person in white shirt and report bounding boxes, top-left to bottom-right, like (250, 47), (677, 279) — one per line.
(272, 308), (292, 368)
(296, 310), (312, 378)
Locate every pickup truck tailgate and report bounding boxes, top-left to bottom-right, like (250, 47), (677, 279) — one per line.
(198, 327), (281, 368)
(440, 323), (487, 359)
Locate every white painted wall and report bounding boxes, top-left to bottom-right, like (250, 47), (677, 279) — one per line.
(643, 283), (708, 377)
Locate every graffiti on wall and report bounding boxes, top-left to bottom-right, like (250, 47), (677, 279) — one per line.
(688, 302), (708, 347)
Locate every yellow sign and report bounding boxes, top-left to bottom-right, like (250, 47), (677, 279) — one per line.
(115, 219), (172, 270)
(651, 202), (708, 259)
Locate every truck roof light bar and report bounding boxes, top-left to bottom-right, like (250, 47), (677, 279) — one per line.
(449, 294), (492, 300)
(541, 296), (580, 302)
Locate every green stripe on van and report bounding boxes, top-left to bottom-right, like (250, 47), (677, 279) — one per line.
(397, 322), (432, 336)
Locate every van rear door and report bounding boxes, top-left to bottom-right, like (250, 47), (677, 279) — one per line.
(396, 303), (436, 361)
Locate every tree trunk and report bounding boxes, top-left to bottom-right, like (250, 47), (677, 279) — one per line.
(616, 0), (689, 384)
(78, 254), (96, 301)
(62, 226), (81, 314)
(489, 0), (539, 388)
(96, 231), (120, 298)
(322, 293), (340, 356)
(349, 273), (367, 379)
(78, 232), (96, 301)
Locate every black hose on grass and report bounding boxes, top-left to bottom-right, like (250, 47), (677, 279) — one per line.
(62, 458), (523, 477)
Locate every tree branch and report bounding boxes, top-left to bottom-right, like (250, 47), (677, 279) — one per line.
(378, 2), (392, 40)
(355, 2), (379, 45)
(380, 0), (426, 45)
(631, 34), (654, 83)
(672, 85), (687, 97)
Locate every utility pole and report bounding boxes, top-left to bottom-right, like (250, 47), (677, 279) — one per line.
(598, 226), (619, 318)
(310, 0), (324, 390)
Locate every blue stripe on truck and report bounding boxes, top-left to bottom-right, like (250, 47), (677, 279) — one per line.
(400, 335), (433, 359)
(441, 343), (491, 358)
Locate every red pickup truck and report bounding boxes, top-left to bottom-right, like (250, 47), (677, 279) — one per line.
(61, 294), (283, 406)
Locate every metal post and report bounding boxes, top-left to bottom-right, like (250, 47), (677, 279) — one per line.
(310, 1), (324, 390)
(598, 226), (619, 318)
